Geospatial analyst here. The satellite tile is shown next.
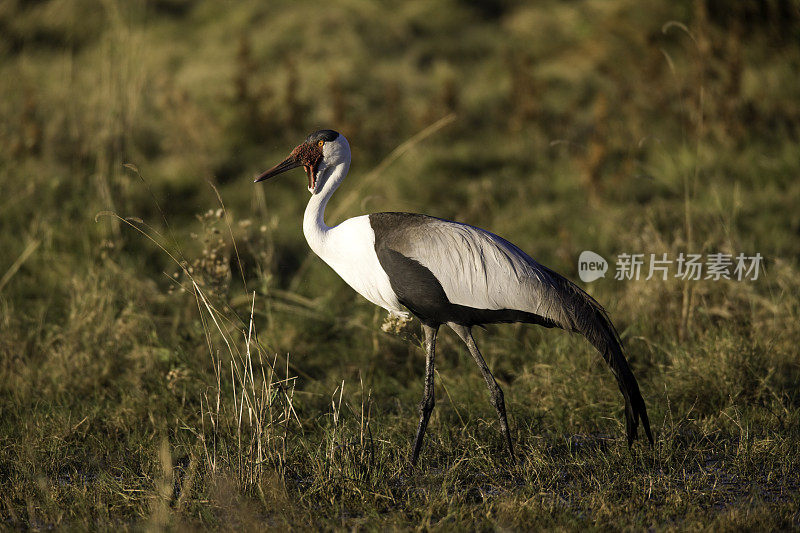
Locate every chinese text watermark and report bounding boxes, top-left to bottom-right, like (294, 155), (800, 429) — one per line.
(578, 251), (762, 282)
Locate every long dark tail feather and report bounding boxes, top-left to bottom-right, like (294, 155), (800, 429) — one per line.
(542, 268), (654, 447)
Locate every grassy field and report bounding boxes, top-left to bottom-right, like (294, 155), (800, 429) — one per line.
(2, 0), (800, 529)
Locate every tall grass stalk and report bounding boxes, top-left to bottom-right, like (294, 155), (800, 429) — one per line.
(97, 208), (300, 490)
(196, 287), (299, 489)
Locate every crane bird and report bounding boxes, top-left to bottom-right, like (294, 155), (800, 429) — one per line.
(255, 129), (653, 465)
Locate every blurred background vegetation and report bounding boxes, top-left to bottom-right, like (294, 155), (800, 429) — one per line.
(1, 0), (799, 529)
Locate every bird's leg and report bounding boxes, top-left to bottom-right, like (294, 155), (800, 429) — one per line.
(411, 323), (438, 467)
(449, 323), (515, 462)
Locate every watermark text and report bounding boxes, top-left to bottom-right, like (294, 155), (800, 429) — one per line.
(578, 251), (762, 282)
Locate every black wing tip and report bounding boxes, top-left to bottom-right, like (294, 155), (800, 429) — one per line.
(625, 400), (654, 448)
(625, 409), (638, 447)
(625, 424), (655, 448)
(642, 410), (655, 447)
(636, 391), (655, 447)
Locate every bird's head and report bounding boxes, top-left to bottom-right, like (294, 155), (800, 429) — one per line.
(254, 129), (350, 195)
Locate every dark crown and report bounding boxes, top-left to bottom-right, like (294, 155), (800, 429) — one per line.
(306, 129), (339, 144)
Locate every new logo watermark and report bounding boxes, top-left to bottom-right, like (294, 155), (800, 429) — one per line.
(578, 251), (763, 282)
(578, 250), (609, 282)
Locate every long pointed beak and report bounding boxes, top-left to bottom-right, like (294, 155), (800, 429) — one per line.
(254, 154), (302, 183)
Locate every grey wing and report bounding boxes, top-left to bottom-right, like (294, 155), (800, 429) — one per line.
(371, 213), (577, 326)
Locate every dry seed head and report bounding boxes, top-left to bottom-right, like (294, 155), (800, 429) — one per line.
(381, 312), (414, 334)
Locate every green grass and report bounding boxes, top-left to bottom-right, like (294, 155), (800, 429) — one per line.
(1, 0), (800, 529)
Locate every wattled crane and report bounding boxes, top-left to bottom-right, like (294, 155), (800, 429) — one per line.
(254, 129), (653, 465)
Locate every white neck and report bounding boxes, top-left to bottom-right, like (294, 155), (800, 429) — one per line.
(303, 161), (349, 255)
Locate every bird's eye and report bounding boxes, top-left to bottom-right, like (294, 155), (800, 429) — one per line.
(317, 140), (324, 147)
